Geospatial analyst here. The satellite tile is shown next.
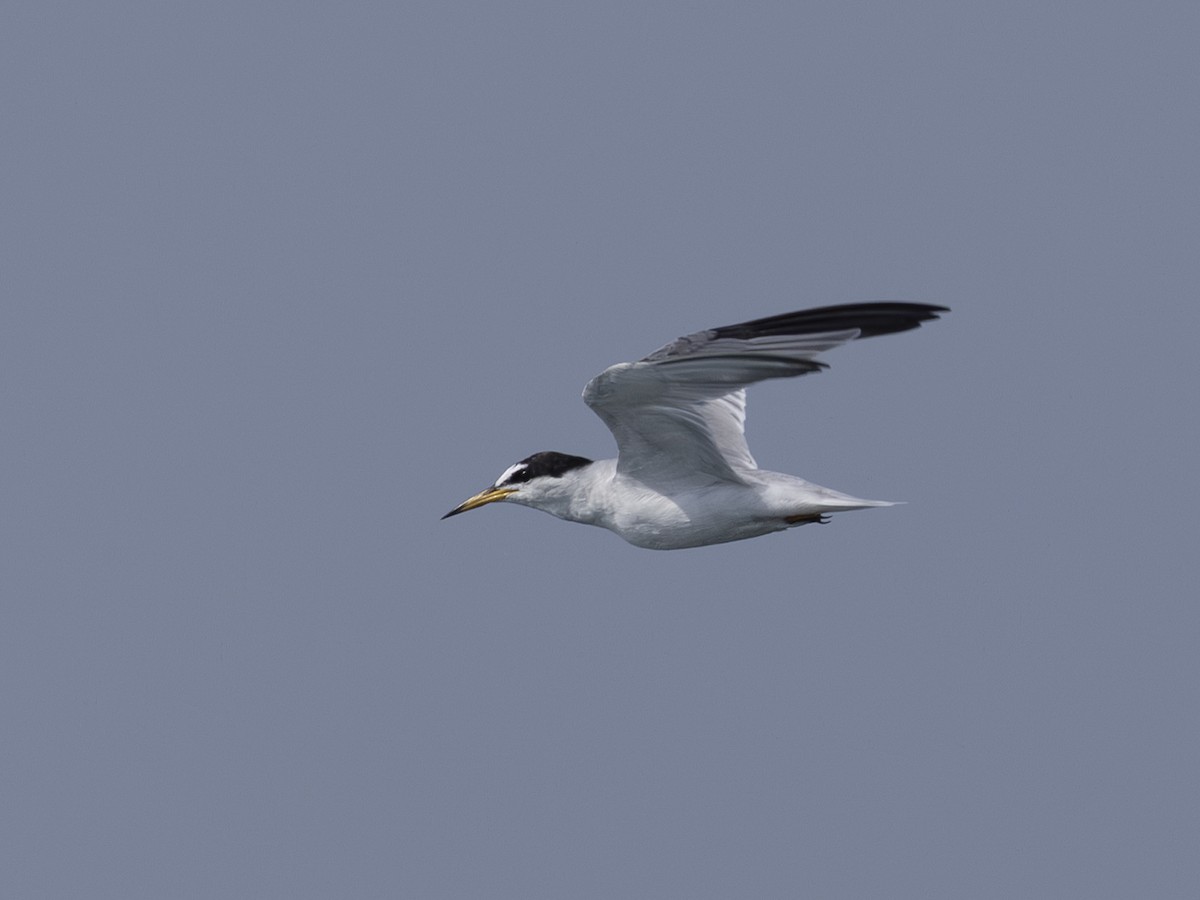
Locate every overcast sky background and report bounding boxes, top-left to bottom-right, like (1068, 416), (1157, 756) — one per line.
(4, 2), (1198, 898)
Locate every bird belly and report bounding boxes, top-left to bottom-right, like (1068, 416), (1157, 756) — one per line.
(600, 483), (788, 550)
(595, 474), (888, 550)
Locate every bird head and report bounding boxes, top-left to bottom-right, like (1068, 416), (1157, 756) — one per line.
(442, 451), (594, 519)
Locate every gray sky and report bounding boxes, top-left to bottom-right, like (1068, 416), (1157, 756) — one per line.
(4, 2), (1198, 897)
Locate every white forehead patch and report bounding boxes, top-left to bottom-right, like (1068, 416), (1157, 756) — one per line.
(496, 462), (528, 485)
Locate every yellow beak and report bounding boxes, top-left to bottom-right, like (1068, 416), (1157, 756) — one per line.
(441, 486), (517, 519)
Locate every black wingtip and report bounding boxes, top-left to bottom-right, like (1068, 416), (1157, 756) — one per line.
(711, 302), (948, 341)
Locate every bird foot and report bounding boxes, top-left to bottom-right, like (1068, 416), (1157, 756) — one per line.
(785, 513), (830, 526)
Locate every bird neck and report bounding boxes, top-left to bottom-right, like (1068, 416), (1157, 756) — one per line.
(534, 460), (615, 525)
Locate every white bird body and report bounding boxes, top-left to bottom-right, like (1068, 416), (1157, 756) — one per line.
(498, 459), (890, 550)
(443, 303), (946, 550)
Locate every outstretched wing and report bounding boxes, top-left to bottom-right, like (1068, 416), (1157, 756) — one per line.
(582, 303), (947, 488)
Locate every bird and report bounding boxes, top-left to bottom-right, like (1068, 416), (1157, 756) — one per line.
(443, 302), (947, 549)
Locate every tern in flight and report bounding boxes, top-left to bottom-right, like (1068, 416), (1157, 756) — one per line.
(443, 302), (947, 549)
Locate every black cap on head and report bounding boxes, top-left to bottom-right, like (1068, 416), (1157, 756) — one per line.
(498, 451), (593, 486)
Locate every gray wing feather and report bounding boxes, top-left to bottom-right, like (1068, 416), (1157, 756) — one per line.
(583, 304), (947, 488)
(583, 332), (860, 487)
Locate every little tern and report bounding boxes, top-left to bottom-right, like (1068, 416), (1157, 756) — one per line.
(443, 302), (947, 549)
